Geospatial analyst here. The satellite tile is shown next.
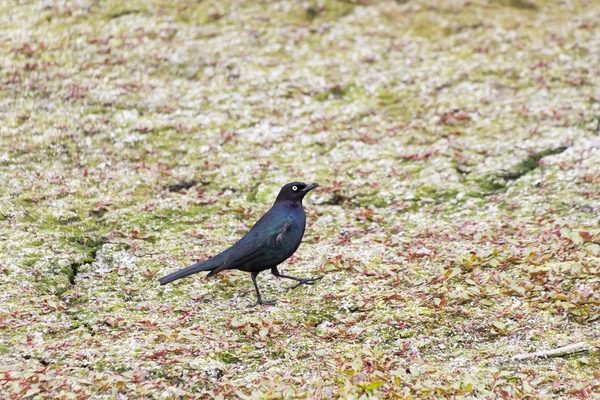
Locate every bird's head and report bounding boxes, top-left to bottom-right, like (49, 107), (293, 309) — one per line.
(276, 182), (320, 204)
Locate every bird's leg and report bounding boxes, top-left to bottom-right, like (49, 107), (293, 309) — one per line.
(249, 271), (277, 307)
(271, 267), (324, 290)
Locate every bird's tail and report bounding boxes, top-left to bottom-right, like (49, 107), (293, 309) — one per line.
(158, 258), (221, 285)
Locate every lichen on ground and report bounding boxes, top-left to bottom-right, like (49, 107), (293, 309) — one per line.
(1, 0), (599, 398)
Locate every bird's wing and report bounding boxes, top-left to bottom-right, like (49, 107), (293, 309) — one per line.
(274, 218), (294, 246)
(208, 215), (296, 275)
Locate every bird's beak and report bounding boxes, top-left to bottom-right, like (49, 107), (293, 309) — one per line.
(303, 183), (320, 192)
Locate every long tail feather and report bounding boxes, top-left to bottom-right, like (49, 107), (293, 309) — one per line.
(159, 259), (220, 285)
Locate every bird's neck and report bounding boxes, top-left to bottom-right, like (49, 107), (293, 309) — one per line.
(279, 200), (302, 209)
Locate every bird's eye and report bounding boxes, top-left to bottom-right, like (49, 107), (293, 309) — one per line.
(292, 186), (298, 191)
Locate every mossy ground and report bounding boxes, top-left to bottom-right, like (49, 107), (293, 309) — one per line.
(1, 0), (599, 398)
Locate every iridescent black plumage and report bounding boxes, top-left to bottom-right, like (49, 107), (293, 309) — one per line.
(159, 182), (322, 305)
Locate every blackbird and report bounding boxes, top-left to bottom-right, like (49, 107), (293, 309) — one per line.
(159, 182), (322, 306)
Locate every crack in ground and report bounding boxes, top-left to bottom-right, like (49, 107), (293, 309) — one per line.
(67, 245), (101, 286)
(498, 146), (569, 181)
(478, 146), (570, 193)
(22, 354), (49, 367)
(55, 239), (105, 300)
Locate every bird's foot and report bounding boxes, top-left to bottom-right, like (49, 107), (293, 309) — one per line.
(249, 298), (278, 307)
(288, 276), (324, 290)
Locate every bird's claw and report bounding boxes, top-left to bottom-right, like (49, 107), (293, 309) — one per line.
(288, 276), (324, 290)
(249, 298), (278, 307)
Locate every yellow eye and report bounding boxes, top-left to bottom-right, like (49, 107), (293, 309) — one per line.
(292, 186), (298, 191)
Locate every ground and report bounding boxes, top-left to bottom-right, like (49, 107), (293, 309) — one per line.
(1, 0), (600, 398)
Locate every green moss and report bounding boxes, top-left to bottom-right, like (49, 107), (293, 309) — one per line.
(282, 0), (355, 24)
(491, 0), (539, 10)
(415, 186), (459, 203)
(173, 1), (229, 25)
(476, 175), (507, 192)
(217, 351), (241, 364)
(105, 302), (128, 312)
(0, 343), (11, 355)
(100, 0), (149, 19)
(314, 85), (354, 102)
(297, 305), (337, 325)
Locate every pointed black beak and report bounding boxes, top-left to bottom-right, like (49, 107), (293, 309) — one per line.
(303, 183), (320, 192)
